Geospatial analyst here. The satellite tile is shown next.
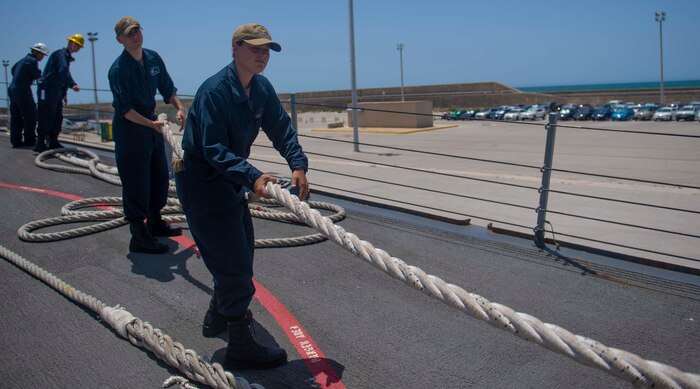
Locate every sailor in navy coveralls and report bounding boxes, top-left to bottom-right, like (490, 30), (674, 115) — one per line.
(8, 43), (48, 147)
(108, 17), (186, 254)
(176, 23), (309, 370)
(34, 34), (82, 152)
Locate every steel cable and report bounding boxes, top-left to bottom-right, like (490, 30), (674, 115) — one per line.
(251, 156), (536, 211)
(256, 143), (539, 191)
(537, 230), (699, 263)
(297, 133), (542, 170)
(543, 209), (700, 239)
(547, 168), (700, 191)
(309, 182), (533, 231)
(555, 122), (700, 139)
(546, 189), (700, 215)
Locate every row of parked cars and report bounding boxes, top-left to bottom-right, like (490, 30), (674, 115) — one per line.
(443, 104), (550, 121)
(443, 101), (700, 122)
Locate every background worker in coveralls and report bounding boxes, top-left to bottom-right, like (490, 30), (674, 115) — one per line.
(176, 23), (309, 369)
(8, 43), (49, 148)
(34, 34), (82, 152)
(108, 17), (186, 254)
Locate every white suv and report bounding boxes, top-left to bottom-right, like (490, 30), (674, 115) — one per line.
(520, 107), (546, 120)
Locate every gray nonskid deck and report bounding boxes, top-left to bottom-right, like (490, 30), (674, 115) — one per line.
(0, 141), (698, 388)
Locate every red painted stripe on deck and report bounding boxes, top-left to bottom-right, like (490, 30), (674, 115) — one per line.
(175, 233), (346, 388)
(2, 181), (346, 388)
(0, 182), (83, 201)
(253, 280), (346, 389)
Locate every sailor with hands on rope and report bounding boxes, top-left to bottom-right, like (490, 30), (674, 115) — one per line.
(9, 43), (49, 148)
(176, 23), (308, 369)
(34, 34), (82, 152)
(108, 17), (186, 254)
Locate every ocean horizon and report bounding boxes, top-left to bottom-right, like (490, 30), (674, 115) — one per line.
(517, 80), (700, 92)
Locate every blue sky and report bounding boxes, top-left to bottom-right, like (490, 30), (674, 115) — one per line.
(1, 0), (698, 104)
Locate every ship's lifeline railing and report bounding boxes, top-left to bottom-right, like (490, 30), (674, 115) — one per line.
(284, 100), (700, 266)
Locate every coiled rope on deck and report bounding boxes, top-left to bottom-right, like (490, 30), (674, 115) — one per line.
(23, 148), (345, 246)
(263, 182), (700, 389)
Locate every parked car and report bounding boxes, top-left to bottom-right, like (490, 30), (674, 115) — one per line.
(442, 109), (463, 120)
(503, 108), (526, 120)
(520, 107), (546, 120)
(457, 109), (478, 120)
(675, 105), (700, 121)
(475, 108), (496, 119)
(652, 106), (676, 121)
(591, 105), (613, 121)
(633, 106), (656, 121)
(611, 107), (635, 121)
(696, 109), (700, 122)
(558, 105), (578, 120)
(488, 106), (510, 120)
(572, 105), (593, 120)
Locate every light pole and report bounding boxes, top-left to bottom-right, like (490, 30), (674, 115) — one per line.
(348, 0), (359, 151)
(2, 60), (9, 126)
(87, 32), (99, 127)
(655, 11), (665, 105)
(396, 43), (405, 101)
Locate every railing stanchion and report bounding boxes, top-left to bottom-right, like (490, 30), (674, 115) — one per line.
(534, 113), (558, 248)
(290, 93), (298, 129)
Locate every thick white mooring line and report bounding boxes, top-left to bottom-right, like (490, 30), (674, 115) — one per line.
(263, 182), (700, 389)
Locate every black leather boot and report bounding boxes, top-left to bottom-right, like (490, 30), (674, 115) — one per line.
(225, 310), (288, 370)
(33, 136), (47, 153)
(48, 133), (64, 149)
(129, 220), (168, 254)
(48, 140), (64, 149)
(147, 214), (182, 237)
(202, 295), (227, 337)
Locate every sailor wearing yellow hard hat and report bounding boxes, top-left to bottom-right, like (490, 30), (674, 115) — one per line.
(34, 33), (83, 152)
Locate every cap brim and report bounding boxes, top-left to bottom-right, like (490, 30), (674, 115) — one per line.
(243, 38), (281, 52)
(117, 24), (141, 35)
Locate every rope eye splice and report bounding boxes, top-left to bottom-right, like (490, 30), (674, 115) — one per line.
(158, 113), (185, 173)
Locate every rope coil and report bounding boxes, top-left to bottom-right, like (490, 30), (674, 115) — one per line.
(21, 149), (345, 246)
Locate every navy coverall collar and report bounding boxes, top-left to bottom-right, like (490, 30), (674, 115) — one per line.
(226, 61), (269, 107)
(62, 48), (74, 63)
(121, 48), (152, 70)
